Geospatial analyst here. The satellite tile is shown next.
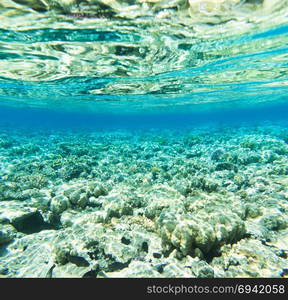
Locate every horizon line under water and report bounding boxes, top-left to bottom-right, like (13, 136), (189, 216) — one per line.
(1, 100), (288, 131)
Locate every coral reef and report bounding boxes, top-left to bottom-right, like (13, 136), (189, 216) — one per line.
(0, 122), (288, 277)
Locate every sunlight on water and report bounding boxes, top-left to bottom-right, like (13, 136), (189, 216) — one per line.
(0, 0), (287, 112)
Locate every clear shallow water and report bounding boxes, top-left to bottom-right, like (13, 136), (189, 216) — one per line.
(1, 1), (288, 279)
(0, 0), (288, 114)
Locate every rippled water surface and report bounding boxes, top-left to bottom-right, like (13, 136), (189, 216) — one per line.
(0, 0), (287, 113)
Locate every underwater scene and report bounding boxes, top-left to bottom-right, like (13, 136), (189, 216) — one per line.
(0, 0), (288, 278)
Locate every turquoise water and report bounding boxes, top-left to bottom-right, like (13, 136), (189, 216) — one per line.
(1, 1), (288, 116)
(0, 1), (288, 278)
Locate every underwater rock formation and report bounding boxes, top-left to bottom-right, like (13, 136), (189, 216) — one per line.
(0, 123), (288, 277)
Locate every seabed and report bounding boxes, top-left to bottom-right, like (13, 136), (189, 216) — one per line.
(1, 121), (288, 278)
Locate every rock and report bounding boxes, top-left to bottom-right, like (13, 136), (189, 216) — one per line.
(144, 186), (185, 219)
(67, 189), (83, 205)
(215, 162), (237, 172)
(0, 230), (57, 278)
(260, 214), (288, 231)
(212, 239), (288, 278)
(211, 149), (225, 161)
(196, 265), (215, 278)
(103, 261), (160, 278)
(92, 185), (108, 198)
(0, 224), (17, 245)
(50, 195), (70, 214)
(157, 210), (246, 257)
(104, 196), (133, 218)
(0, 202), (46, 233)
(51, 263), (92, 278)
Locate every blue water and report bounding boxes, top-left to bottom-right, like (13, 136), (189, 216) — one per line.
(0, 5), (288, 119)
(1, 1), (288, 278)
(1, 101), (288, 130)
